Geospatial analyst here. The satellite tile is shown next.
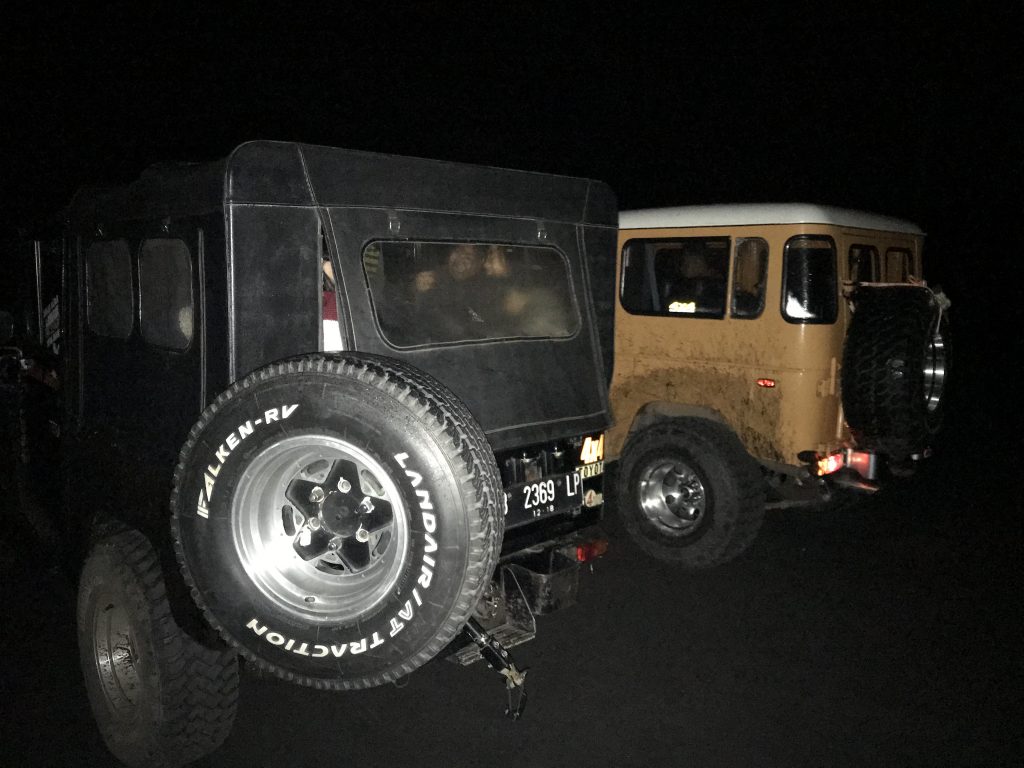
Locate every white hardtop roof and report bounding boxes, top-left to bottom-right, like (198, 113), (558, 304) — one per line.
(619, 203), (924, 235)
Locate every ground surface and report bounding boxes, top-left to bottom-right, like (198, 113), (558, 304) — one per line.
(1, 356), (1020, 768)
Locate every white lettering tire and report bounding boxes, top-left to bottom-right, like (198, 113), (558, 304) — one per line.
(171, 354), (503, 689)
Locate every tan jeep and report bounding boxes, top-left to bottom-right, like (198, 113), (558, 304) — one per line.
(608, 204), (949, 568)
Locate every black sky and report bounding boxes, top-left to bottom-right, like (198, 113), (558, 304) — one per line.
(4, 4), (1020, 317)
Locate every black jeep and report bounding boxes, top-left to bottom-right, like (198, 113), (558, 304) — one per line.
(8, 141), (617, 767)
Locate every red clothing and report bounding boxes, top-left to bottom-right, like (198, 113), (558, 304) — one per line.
(323, 291), (338, 322)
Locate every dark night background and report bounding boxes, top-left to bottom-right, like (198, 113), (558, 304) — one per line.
(3, 6), (1021, 388)
(2, 4), (1021, 767)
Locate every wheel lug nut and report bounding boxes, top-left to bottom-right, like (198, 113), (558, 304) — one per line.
(337, 478), (352, 493)
(308, 518), (321, 530)
(328, 537), (342, 551)
(309, 486), (325, 503)
(355, 527), (370, 543)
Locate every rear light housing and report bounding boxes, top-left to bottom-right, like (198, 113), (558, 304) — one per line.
(575, 538), (609, 563)
(812, 449), (879, 480)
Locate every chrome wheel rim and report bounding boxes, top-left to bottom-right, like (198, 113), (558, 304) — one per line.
(91, 594), (142, 713)
(923, 325), (947, 414)
(231, 435), (409, 625)
(637, 458), (707, 535)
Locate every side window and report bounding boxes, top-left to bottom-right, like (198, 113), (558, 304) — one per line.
(85, 239), (133, 338)
(620, 237), (730, 318)
(731, 238), (768, 319)
(139, 238), (194, 350)
(782, 236), (837, 324)
(848, 244), (879, 283)
(884, 248), (912, 282)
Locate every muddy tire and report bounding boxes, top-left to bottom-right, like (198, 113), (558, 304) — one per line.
(77, 525), (239, 768)
(171, 353), (503, 689)
(616, 418), (765, 568)
(842, 285), (948, 456)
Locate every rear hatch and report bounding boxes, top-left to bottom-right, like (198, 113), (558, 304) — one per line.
(223, 141), (617, 451)
(305, 147), (617, 452)
(347, 227), (612, 451)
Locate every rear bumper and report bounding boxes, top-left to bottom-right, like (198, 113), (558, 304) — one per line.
(825, 467), (880, 493)
(811, 448), (881, 482)
(765, 450), (885, 508)
(802, 445), (933, 494)
(446, 525), (608, 665)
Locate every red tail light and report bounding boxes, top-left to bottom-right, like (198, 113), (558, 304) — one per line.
(576, 539), (609, 563)
(816, 452), (845, 476)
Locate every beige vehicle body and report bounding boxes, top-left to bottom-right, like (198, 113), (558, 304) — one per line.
(609, 203), (925, 475)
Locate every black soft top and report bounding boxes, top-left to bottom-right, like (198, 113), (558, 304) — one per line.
(68, 140), (616, 227)
(67, 141), (617, 451)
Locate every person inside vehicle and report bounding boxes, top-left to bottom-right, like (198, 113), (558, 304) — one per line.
(408, 243), (573, 340)
(662, 247), (726, 316)
(410, 244), (490, 337)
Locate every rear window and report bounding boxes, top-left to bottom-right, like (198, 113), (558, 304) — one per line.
(848, 244), (879, 283)
(363, 241), (579, 347)
(85, 239), (134, 338)
(885, 248), (912, 281)
(782, 236), (837, 324)
(620, 237), (730, 318)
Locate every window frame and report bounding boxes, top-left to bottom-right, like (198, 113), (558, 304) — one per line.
(138, 237), (196, 352)
(884, 247), (913, 282)
(847, 243), (880, 283)
(781, 234), (838, 325)
(619, 236), (732, 320)
(730, 237), (769, 320)
(362, 239), (581, 349)
(85, 238), (135, 339)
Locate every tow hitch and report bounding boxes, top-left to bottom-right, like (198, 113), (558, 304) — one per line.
(460, 617), (529, 720)
(447, 531), (608, 720)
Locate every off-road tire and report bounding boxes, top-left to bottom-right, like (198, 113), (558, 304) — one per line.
(617, 418), (765, 568)
(0, 368), (21, 522)
(77, 525), (239, 768)
(171, 353), (503, 690)
(842, 285), (948, 457)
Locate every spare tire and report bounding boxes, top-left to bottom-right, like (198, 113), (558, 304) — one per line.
(841, 285), (949, 456)
(171, 353), (503, 690)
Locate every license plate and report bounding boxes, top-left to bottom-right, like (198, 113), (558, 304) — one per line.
(505, 470), (585, 527)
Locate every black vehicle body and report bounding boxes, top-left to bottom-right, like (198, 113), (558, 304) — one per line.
(6, 140), (618, 765)
(58, 140), (615, 549)
(15, 140), (616, 675)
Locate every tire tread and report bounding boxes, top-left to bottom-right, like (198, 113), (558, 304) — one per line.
(80, 525), (238, 768)
(170, 353), (503, 690)
(617, 418), (765, 569)
(842, 285), (941, 455)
